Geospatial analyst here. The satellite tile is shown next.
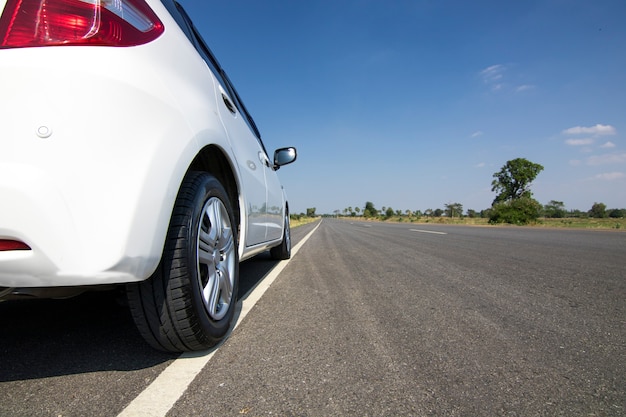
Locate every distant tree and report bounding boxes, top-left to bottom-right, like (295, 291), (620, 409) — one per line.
(608, 208), (625, 218)
(363, 202), (377, 218)
(424, 209), (433, 217)
(405, 209), (412, 217)
(489, 158), (544, 224)
(466, 209), (477, 218)
(385, 207), (395, 219)
(589, 202), (607, 218)
(568, 209), (587, 218)
(396, 209), (403, 217)
(433, 208), (444, 217)
(491, 158), (544, 204)
(355, 206), (361, 216)
(445, 202), (463, 218)
(306, 207), (317, 217)
(414, 210), (423, 217)
(543, 200), (566, 218)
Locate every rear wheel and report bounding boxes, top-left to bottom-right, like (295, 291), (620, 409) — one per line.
(127, 172), (238, 352)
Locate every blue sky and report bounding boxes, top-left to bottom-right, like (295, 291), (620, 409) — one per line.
(181, 0), (626, 215)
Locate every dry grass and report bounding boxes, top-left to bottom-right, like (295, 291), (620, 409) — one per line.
(341, 216), (626, 231)
(290, 216), (320, 228)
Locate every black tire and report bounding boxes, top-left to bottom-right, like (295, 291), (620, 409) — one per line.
(270, 210), (291, 260)
(127, 172), (239, 352)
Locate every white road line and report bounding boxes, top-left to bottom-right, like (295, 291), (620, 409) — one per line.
(410, 229), (448, 235)
(117, 221), (322, 417)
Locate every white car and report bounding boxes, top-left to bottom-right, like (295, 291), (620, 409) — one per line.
(0, 0), (296, 352)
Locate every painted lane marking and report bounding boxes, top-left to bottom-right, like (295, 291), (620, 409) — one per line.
(410, 229), (447, 235)
(117, 221), (322, 417)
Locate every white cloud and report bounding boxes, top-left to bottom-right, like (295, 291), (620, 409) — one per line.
(480, 64), (534, 94)
(475, 162), (486, 168)
(565, 138), (594, 146)
(562, 124), (616, 136)
(593, 172), (625, 181)
(480, 64), (505, 82)
(515, 84), (534, 92)
(470, 131), (483, 138)
(601, 141), (616, 148)
(586, 152), (626, 166)
(480, 64), (507, 91)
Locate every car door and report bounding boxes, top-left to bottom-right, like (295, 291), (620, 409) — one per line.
(215, 82), (269, 245)
(218, 69), (284, 243)
(175, 7), (269, 246)
(264, 163), (285, 241)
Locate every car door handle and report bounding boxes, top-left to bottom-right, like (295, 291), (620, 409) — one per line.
(221, 93), (236, 114)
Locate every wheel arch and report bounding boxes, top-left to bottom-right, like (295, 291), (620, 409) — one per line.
(188, 145), (242, 239)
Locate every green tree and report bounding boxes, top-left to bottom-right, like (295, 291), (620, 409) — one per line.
(363, 201), (377, 218)
(355, 206), (361, 216)
(543, 200), (566, 218)
(385, 207), (395, 219)
(491, 158), (544, 204)
(589, 202), (607, 218)
(306, 207), (316, 217)
(490, 158), (544, 224)
(445, 202), (463, 218)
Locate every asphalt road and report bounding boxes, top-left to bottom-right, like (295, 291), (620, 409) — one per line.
(1, 219), (624, 416)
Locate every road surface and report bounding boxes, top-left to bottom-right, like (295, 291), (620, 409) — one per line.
(1, 219), (624, 416)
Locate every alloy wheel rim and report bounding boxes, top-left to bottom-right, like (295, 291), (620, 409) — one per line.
(197, 197), (235, 321)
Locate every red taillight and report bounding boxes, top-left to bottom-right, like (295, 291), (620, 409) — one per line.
(0, 0), (164, 48)
(0, 240), (31, 251)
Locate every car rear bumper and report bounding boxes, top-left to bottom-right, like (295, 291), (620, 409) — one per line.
(0, 163), (161, 287)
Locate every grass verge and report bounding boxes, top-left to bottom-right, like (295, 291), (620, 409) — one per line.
(341, 216), (626, 230)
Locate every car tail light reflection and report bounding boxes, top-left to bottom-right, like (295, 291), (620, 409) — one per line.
(0, 0), (164, 48)
(0, 240), (31, 251)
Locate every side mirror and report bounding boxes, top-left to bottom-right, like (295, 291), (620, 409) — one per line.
(273, 147), (297, 169)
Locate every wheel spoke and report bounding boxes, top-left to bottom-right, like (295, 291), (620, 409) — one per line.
(203, 268), (221, 317)
(198, 240), (214, 266)
(218, 256), (233, 300)
(198, 202), (217, 266)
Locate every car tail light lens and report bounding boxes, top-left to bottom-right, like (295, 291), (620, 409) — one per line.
(0, 240), (31, 251)
(0, 0), (164, 48)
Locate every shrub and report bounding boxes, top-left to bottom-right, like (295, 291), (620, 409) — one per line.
(489, 197), (542, 225)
